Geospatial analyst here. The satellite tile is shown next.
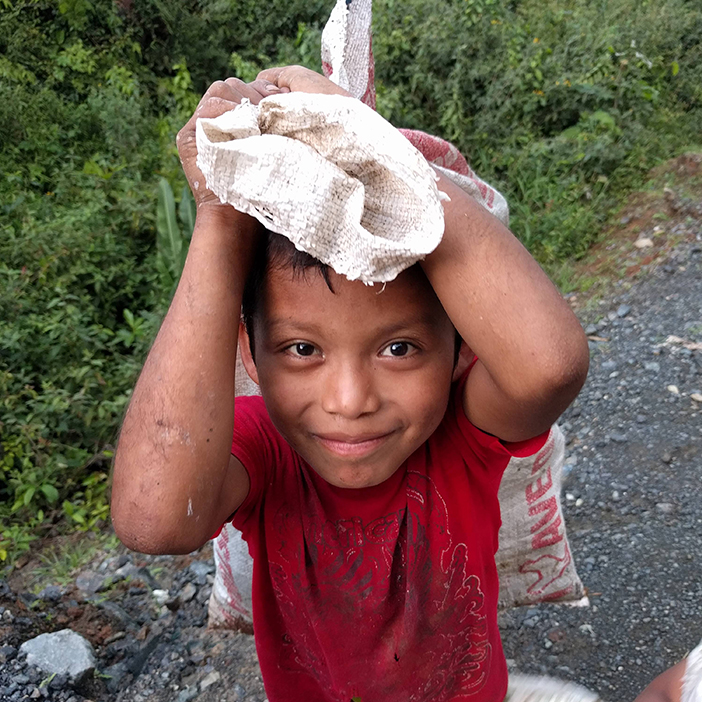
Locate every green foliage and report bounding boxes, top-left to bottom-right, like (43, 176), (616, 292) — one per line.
(373, 0), (702, 261)
(156, 178), (194, 292)
(0, 0), (329, 564)
(1, 0), (701, 563)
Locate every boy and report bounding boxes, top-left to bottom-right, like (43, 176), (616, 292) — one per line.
(111, 66), (589, 702)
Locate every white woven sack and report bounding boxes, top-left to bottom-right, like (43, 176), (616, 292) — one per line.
(497, 425), (585, 609)
(683, 639), (702, 702)
(196, 92), (447, 284)
(506, 675), (601, 702)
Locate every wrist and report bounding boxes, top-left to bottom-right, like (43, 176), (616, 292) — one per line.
(194, 203), (253, 230)
(191, 205), (260, 265)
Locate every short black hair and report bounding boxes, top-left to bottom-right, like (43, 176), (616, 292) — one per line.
(241, 230), (462, 362)
(242, 231), (334, 358)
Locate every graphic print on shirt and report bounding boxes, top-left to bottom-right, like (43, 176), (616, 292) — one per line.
(268, 470), (491, 701)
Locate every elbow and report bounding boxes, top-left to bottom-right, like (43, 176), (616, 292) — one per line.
(111, 498), (211, 556)
(536, 329), (590, 409)
(510, 330), (589, 414)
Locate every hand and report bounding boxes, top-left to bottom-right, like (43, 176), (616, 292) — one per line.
(176, 77), (288, 215)
(257, 65), (351, 98)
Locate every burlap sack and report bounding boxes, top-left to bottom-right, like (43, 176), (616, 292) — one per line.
(196, 93), (447, 283)
(496, 425), (585, 608)
(207, 0), (585, 627)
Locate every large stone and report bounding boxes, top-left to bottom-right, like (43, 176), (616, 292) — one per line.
(19, 629), (96, 684)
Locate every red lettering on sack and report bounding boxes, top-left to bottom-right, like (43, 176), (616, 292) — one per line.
(529, 439), (554, 477)
(525, 467), (553, 504)
(528, 496), (564, 549)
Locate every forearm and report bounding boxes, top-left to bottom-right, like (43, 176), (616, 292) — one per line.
(112, 207), (257, 553)
(422, 171), (589, 438)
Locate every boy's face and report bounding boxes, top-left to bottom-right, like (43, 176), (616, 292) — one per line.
(240, 265), (459, 489)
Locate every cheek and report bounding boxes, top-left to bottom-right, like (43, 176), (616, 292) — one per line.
(394, 369), (453, 432)
(255, 363), (311, 426)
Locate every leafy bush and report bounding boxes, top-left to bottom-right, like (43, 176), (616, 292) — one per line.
(373, 0), (702, 260)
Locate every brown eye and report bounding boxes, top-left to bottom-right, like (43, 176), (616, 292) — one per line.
(381, 341), (413, 357)
(293, 343), (315, 357)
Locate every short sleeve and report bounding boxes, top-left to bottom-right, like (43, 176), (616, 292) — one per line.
(447, 367), (549, 463)
(227, 396), (288, 534)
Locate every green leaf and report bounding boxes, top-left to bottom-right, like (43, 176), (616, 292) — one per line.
(157, 177), (183, 278)
(179, 185), (196, 241)
(41, 484), (59, 503)
(671, 61), (679, 76)
(23, 486), (36, 506)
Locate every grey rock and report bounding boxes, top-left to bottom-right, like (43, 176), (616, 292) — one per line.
(104, 661), (132, 694)
(11, 675), (30, 685)
(19, 630), (97, 684)
(189, 561), (214, 585)
(98, 600), (136, 627)
(585, 324), (598, 335)
(37, 586), (62, 603)
(609, 433), (628, 443)
(196, 585), (213, 604)
(48, 673), (69, 690)
(644, 361), (661, 372)
(636, 414), (647, 423)
(617, 304), (632, 318)
(74, 571), (109, 595)
(179, 582), (198, 604)
(199, 670), (221, 690)
(602, 360), (617, 371)
(114, 563), (160, 590)
(0, 644), (17, 662)
(656, 502), (675, 514)
(177, 687), (199, 702)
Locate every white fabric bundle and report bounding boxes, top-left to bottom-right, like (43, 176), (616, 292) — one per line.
(683, 639), (702, 702)
(196, 92), (447, 283)
(506, 675), (601, 702)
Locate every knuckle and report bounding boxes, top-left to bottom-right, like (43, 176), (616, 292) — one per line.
(205, 80), (227, 96)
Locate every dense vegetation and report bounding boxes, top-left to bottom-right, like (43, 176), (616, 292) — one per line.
(1, 0), (701, 562)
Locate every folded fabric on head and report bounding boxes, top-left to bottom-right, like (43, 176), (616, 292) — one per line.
(196, 92), (448, 284)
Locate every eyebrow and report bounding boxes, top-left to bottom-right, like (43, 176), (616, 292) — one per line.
(264, 312), (445, 338)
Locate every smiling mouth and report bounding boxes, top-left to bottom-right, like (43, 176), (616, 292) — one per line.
(313, 432), (395, 457)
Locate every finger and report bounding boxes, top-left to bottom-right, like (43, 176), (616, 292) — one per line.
(248, 79), (291, 100)
(257, 66), (308, 90)
(224, 77), (272, 104)
(193, 96), (240, 121)
(203, 80), (248, 105)
(256, 67), (286, 86)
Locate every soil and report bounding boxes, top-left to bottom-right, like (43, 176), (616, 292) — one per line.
(1, 155), (701, 702)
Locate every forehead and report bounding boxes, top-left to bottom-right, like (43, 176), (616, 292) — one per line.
(258, 264), (452, 338)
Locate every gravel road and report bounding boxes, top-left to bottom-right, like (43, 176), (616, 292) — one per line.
(1, 187), (700, 702)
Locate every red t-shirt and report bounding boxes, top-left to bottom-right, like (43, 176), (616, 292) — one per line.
(230, 376), (542, 702)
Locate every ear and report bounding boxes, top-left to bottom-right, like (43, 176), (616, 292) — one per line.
(452, 342), (474, 383)
(238, 321), (260, 386)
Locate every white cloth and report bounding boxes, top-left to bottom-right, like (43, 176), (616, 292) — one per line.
(196, 92), (447, 283)
(683, 639), (702, 702)
(506, 675), (601, 702)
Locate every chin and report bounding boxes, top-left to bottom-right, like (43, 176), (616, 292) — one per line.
(318, 463), (399, 490)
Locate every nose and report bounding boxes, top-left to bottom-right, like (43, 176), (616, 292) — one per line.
(320, 358), (381, 419)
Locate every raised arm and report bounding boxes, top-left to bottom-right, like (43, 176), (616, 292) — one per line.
(111, 79), (275, 554)
(422, 170), (590, 442)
